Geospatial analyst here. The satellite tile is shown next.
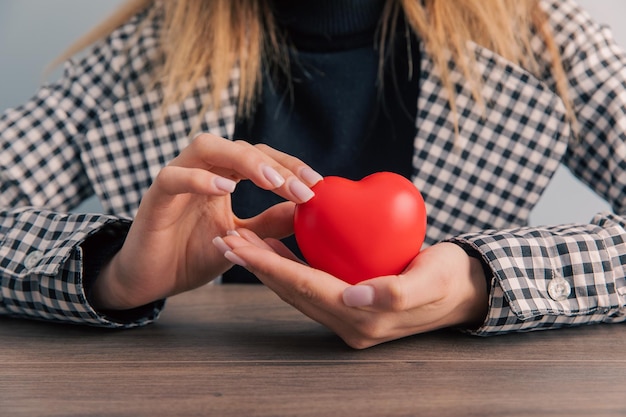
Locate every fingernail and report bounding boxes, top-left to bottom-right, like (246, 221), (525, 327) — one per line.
(262, 165), (285, 188)
(300, 167), (323, 186)
(224, 250), (247, 267)
(343, 285), (375, 307)
(226, 230), (241, 237)
(289, 179), (315, 203)
(214, 176), (237, 193)
(212, 236), (232, 254)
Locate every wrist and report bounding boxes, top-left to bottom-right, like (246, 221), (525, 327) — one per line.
(80, 222), (136, 310)
(443, 242), (490, 329)
(89, 253), (134, 310)
(463, 255), (490, 329)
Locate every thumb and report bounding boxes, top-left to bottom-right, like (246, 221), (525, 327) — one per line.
(342, 274), (438, 312)
(240, 201), (296, 240)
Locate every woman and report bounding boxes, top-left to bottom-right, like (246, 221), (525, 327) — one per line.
(1, 0), (624, 348)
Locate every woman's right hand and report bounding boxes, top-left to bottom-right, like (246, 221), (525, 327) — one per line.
(89, 133), (322, 311)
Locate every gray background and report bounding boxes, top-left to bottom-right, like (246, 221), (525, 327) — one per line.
(0, 0), (619, 223)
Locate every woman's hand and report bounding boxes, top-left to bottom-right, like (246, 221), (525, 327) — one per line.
(216, 229), (489, 349)
(90, 133), (322, 311)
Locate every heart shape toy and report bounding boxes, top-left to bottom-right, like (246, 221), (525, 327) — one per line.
(294, 172), (427, 284)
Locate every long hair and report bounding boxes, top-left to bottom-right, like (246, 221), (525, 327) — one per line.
(57, 0), (573, 131)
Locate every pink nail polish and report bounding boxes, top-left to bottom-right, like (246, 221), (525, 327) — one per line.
(262, 165), (285, 188)
(289, 179), (315, 203)
(212, 236), (231, 254)
(300, 167), (324, 186)
(214, 176), (237, 193)
(224, 250), (247, 267)
(343, 286), (375, 307)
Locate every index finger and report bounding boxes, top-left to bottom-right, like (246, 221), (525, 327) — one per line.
(224, 234), (349, 311)
(175, 133), (322, 203)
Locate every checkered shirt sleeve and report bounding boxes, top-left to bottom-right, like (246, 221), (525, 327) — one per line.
(0, 208), (163, 326)
(449, 213), (626, 335)
(448, 0), (626, 336)
(0, 7), (164, 327)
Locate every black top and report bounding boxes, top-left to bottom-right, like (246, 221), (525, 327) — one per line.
(223, 0), (420, 283)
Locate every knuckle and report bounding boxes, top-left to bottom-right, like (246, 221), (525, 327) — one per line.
(190, 132), (213, 147)
(349, 315), (388, 344)
(343, 336), (374, 350)
(154, 165), (175, 185)
(254, 143), (272, 153)
(188, 133), (218, 156)
(386, 279), (408, 312)
(233, 139), (253, 148)
(343, 325), (382, 349)
(359, 320), (386, 341)
(293, 281), (318, 303)
(234, 142), (262, 163)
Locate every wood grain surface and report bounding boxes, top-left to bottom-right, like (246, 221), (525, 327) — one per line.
(1, 284), (625, 417)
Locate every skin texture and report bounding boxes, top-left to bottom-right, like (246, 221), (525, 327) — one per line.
(90, 133), (321, 310)
(91, 135), (489, 348)
(217, 229), (489, 349)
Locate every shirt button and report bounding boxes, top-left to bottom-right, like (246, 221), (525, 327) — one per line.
(24, 250), (44, 269)
(548, 277), (571, 301)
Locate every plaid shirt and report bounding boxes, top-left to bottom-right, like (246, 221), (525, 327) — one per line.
(1, 0), (625, 334)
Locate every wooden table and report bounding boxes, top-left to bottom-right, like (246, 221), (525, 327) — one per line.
(1, 284), (625, 417)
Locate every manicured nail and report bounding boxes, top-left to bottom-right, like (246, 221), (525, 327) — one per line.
(212, 236), (232, 254)
(226, 230), (241, 237)
(343, 285), (375, 307)
(289, 179), (315, 203)
(300, 167), (324, 186)
(224, 250), (247, 267)
(262, 165), (285, 188)
(214, 176), (237, 193)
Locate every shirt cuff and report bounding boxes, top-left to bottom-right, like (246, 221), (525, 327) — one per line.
(80, 221), (166, 326)
(445, 220), (626, 336)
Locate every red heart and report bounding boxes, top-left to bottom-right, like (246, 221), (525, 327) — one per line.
(294, 172), (427, 284)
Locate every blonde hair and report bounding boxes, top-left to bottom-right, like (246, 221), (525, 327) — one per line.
(59, 0), (573, 132)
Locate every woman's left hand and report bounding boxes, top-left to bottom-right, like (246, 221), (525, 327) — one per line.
(216, 229), (490, 349)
